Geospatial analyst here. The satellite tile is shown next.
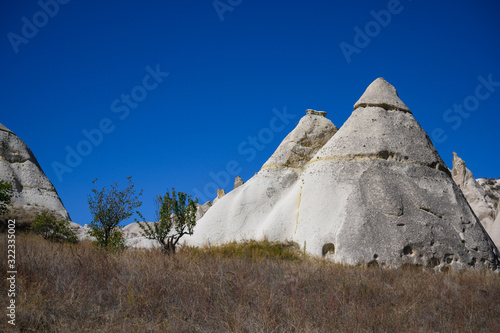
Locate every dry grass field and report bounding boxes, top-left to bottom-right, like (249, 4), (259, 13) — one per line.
(1, 234), (499, 332)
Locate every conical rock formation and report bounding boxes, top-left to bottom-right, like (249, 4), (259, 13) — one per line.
(0, 124), (70, 223)
(295, 78), (498, 270)
(188, 78), (499, 271)
(188, 111), (338, 245)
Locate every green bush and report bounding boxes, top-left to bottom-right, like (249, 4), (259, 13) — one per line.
(31, 211), (78, 244)
(0, 180), (13, 215)
(88, 177), (142, 250)
(89, 227), (125, 251)
(139, 188), (198, 254)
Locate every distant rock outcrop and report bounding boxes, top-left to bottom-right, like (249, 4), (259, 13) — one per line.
(476, 177), (500, 219)
(451, 153), (500, 247)
(188, 78), (499, 271)
(0, 123), (69, 225)
(196, 201), (213, 220)
(217, 189), (225, 199)
(234, 176), (244, 189)
(491, 213), (500, 250)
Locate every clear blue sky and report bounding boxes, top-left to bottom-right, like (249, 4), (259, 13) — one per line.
(1, 0), (499, 225)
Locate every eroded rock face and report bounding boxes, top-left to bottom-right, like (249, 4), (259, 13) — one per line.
(476, 177), (500, 218)
(451, 153), (498, 234)
(234, 176), (244, 189)
(296, 78), (498, 271)
(187, 110), (338, 246)
(490, 213), (500, 250)
(188, 78), (499, 271)
(262, 112), (338, 169)
(217, 189), (226, 199)
(0, 124), (70, 224)
(196, 201), (213, 220)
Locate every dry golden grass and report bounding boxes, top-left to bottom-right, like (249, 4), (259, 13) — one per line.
(1, 234), (500, 332)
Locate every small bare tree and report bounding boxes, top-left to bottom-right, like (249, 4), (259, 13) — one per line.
(139, 189), (198, 254)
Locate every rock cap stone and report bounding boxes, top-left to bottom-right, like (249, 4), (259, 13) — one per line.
(306, 109), (327, 117)
(354, 77), (411, 113)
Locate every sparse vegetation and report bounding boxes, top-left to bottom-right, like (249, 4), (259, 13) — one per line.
(31, 211), (78, 243)
(190, 239), (303, 261)
(3, 234), (500, 332)
(139, 189), (198, 254)
(0, 179), (13, 215)
(88, 177), (142, 250)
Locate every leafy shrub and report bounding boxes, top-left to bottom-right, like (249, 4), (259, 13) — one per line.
(139, 189), (198, 254)
(89, 227), (125, 251)
(0, 180), (13, 215)
(31, 211), (78, 243)
(88, 177), (142, 250)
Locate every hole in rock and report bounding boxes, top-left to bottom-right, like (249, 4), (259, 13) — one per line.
(403, 245), (413, 255)
(428, 257), (440, 268)
(373, 254), (378, 259)
(469, 257), (476, 267)
(322, 243), (335, 257)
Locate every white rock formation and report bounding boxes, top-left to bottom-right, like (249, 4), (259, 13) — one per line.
(451, 153), (498, 232)
(188, 78), (499, 271)
(187, 110), (338, 245)
(0, 123), (70, 223)
(490, 213), (500, 250)
(295, 78), (498, 270)
(196, 201), (213, 220)
(122, 222), (159, 248)
(476, 177), (500, 219)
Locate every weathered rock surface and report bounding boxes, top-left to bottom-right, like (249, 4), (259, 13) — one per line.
(476, 177), (500, 218)
(490, 213), (500, 250)
(353, 77), (410, 112)
(196, 201), (213, 220)
(188, 78), (499, 271)
(217, 189), (225, 199)
(262, 110), (337, 169)
(70, 223), (93, 242)
(234, 176), (244, 189)
(451, 153), (498, 235)
(0, 123), (70, 224)
(187, 110), (338, 246)
(122, 222), (159, 248)
(295, 78), (498, 270)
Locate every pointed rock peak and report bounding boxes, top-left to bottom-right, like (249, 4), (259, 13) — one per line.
(0, 123), (14, 134)
(354, 77), (411, 113)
